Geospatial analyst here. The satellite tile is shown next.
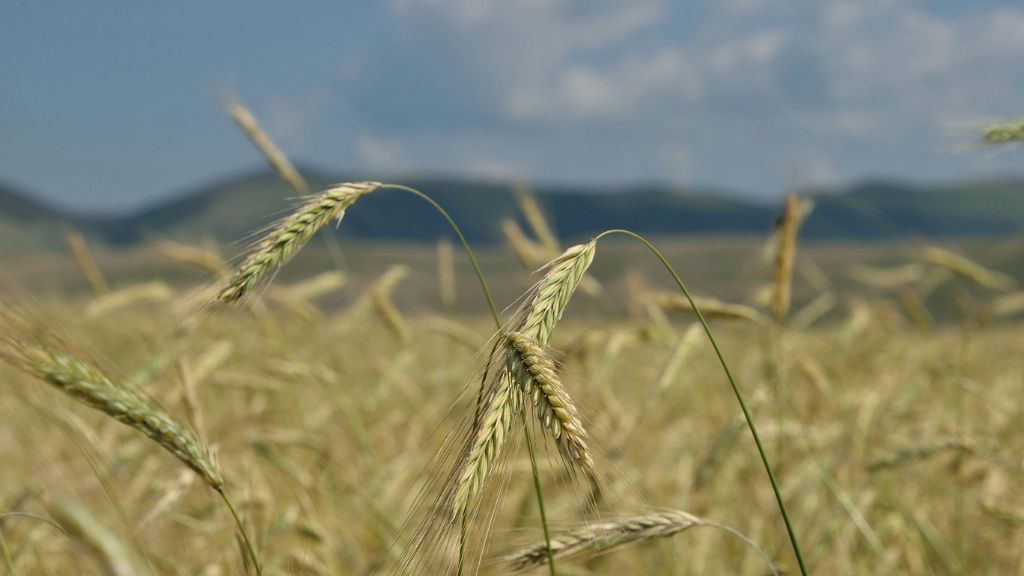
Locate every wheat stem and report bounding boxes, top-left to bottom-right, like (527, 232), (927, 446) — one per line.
(219, 489), (262, 576)
(593, 228), (808, 576)
(521, 414), (556, 576)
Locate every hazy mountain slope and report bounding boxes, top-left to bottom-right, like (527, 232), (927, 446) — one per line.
(3, 171), (1024, 253)
(0, 181), (78, 255)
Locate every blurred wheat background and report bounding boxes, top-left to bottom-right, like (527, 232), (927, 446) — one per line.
(4, 2), (1024, 575)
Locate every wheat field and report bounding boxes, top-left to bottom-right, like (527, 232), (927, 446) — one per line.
(2, 109), (1024, 575)
(1, 207), (1023, 575)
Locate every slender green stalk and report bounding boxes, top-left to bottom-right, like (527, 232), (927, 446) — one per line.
(379, 185), (500, 324)
(378, 184), (556, 574)
(0, 526), (14, 576)
(522, 415), (556, 576)
(219, 489), (262, 576)
(594, 229), (808, 576)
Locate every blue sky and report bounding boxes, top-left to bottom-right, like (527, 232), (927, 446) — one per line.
(2, 0), (1023, 212)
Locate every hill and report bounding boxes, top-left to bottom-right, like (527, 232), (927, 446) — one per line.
(0, 181), (79, 256)
(3, 171), (1024, 251)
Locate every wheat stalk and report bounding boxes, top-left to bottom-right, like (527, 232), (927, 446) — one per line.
(513, 182), (560, 256)
(157, 240), (229, 278)
(227, 99), (308, 193)
(85, 282), (175, 318)
(214, 182), (379, 304)
(922, 246), (1015, 291)
(771, 193), (802, 322)
(502, 218), (546, 269)
(437, 238), (457, 309)
(506, 332), (593, 474)
(849, 264), (925, 289)
(867, 437), (971, 473)
(52, 502), (147, 576)
(992, 291), (1024, 317)
(654, 292), (765, 323)
(504, 509), (703, 570)
(64, 229), (109, 296)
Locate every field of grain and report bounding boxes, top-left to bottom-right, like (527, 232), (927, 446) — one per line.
(2, 184), (1023, 576)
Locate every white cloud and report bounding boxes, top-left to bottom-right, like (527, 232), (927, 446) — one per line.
(338, 0), (1024, 193)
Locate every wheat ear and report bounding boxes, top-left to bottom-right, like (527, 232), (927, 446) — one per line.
(0, 327), (222, 489)
(506, 332), (593, 473)
(227, 99), (308, 194)
(513, 181), (560, 256)
(452, 369), (522, 522)
(771, 192), (802, 321)
(214, 182), (379, 304)
(982, 120), (1024, 143)
(452, 242), (596, 522)
(655, 292), (765, 323)
(518, 242), (596, 343)
(922, 246), (1015, 291)
(504, 509), (703, 570)
(64, 229), (109, 296)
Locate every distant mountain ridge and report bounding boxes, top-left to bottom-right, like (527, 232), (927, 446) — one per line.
(2, 169), (1024, 252)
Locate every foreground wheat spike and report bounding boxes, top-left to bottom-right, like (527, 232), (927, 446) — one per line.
(228, 99), (309, 193)
(0, 324), (222, 489)
(506, 332), (594, 474)
(518, 242), (596, 344)
(504, 509), (703, 570)
(452, 369), (522, 522)
(215, 181), (380, 304)
(982, 120), (1024, 144)
(453, 243), (597, 525)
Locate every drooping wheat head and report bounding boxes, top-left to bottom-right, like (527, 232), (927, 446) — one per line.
(451, 368), (522, 523)
(214, 182), (379, 304)
(517, 241), (596, 344)
(0, 313), (222, 489)
(505, 332), (594, 474)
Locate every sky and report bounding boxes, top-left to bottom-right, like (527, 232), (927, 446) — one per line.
(2, 0), (1024, 213)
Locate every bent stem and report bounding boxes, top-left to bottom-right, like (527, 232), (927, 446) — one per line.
(218, 489), (262, 576)
(594, 229), (808, 576)
(379, 184), (556, 574)
(379, 185), (500, 325)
